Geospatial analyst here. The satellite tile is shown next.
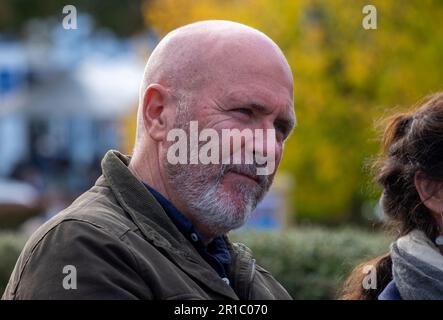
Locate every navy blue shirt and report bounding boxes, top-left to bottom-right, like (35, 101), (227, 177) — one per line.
(378, 280), (402, 300)
(144, 184), (232, 286)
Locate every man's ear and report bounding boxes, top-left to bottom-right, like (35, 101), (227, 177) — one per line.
(414, 171), (443, 214)
(141, 84), (171, 141)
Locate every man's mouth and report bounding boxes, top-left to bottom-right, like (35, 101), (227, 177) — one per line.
(227, 170), (260, 185)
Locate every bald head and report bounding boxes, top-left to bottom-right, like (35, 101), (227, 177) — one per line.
(139, 20), (292, 106)
(135, 20), (293, 145)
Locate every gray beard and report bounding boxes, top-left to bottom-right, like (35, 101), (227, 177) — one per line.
(166, 161), (270, 237)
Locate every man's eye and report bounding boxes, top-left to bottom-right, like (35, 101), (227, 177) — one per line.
(233, 108), (252, 116)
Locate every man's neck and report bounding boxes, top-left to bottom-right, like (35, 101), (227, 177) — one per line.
(128, 155), (217, 245)
(128, 150), (169, 198)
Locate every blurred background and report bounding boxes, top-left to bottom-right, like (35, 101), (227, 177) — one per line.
(1, 0), (442, 299)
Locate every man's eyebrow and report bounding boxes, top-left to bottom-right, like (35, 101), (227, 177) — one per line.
(228, 98), (272, 114)
(234, 100), (295, 133)
(227, 94), (295, 130)
(248, 103), (272, 114)
(248, 103), (296, 133)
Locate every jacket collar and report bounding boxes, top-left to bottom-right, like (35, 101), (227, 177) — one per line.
(100, 150), (245, 299)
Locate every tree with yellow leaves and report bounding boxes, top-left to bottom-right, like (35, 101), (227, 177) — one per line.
(141, 0), (443, 223)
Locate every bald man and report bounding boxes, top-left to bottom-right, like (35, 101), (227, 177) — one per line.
(3, 20), (295, 300)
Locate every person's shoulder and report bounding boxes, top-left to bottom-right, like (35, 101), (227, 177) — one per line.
(48, 182), (136, 238)
(3, 194), (143, 299)
(15, 183), (138, 271)
(4, 218), (145, 300)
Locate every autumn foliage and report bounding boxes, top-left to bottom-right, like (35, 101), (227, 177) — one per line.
(142, 0), (443, 222)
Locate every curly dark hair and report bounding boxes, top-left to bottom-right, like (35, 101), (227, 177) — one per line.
(340, 92), (443, 300)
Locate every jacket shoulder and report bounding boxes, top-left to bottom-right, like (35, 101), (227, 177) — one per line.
(3, 218), (148, 299)
(37, 182), (136, 242)
(2, 183), (150, 299)
(63, 183), (136, 234)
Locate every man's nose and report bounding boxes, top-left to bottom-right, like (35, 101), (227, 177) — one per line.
(250, 126), (281, 168)
(259, 123), (281, 152)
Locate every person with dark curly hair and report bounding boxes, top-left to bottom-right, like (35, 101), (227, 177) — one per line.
(341, 93), (443, 300)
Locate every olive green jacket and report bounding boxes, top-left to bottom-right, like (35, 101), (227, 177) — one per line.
(2, 150), (291, 300)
